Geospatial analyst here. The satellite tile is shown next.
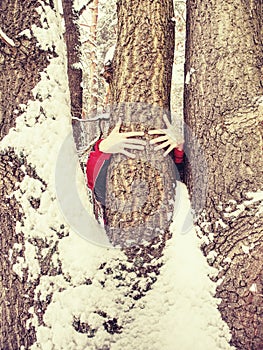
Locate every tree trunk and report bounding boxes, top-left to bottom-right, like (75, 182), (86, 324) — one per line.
(88, 0), (99, 116)
(62, 0), (83, 120)
(62, 0), (84, 152)
(105, 0), (177, 255)
(184, 0), (263, 349)
(0, 1), (54, 348)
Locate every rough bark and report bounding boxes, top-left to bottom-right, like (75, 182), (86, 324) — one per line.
(62, 0), (85, 155)
(184, 0), (263, 349)
(0, 0), (66, 350)
(62, 0), (83, 120)
(0, 1), (60, 348)
(0, 1), (49, 140)
(88, 0), (99, 116)
(105, 0), (177, 252)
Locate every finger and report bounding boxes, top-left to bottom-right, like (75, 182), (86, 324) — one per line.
(154, 140), (171, 151)
(148, 129), (166, 135)
(123, 138), (147, 145)
(113, 118), (122, 132)
(123, 131), (145, 137)
(121, 149), (135, 158)
(123, 143), (145, 150)
(150, 135), (169, 145)
(163, 144), (174, 157)
(163, 114), (171, 128)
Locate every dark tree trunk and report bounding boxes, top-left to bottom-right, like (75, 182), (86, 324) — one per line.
(184, 0), (263, 349)
(62, 0), (83, 120)
(0, 1), (53, 349)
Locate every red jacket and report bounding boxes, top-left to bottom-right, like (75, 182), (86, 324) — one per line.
(86, 139), (184, 205)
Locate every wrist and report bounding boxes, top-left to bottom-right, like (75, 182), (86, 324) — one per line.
(98, 139), (108, 153)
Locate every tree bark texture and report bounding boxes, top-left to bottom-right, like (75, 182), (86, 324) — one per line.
(0, 1), (50, 141)
(105, 0), (177, 252)
(88, 0), (99, 117)
(62, 0), (84, 153)
(184, 1), (263, 349)
(62, 0), (83, 120)
(0, 1), (54, 349)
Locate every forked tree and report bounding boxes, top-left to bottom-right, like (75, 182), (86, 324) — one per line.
(0, 0), (178, 348)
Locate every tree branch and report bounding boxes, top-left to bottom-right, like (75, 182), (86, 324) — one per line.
(79, 0), (94, 16)
(0, 27), (15, 48)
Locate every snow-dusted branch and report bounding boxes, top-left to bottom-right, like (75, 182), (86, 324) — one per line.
(72, 112), (110, 122)
(0, 27), (16, 47)
(77, 0), (94, 15)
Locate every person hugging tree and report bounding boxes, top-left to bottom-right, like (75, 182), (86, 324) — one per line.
(86, 115), (184, 225)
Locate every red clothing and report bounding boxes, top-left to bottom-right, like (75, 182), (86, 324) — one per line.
(86, 139), (184, 193)
(174, 148), (184, 165)
(86, 139), (111, 191)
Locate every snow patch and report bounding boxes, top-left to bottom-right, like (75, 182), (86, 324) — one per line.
(249, 283), (258, 293)
(32, 5), (65, 51)
(73, 0), (89, 12)
(18, 29), (32, 39)
(185, 67), (196, 84)
(241, 244), (250, 254)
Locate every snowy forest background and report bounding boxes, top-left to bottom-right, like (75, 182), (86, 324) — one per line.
(0, 0), (262, 349)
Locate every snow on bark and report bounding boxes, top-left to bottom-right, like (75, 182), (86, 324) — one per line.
(0, 27), (16, 47)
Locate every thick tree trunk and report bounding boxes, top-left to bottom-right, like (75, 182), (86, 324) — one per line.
(0, 1), (53, 348)
(184, 0), (263, 349)
(105, 0), (177, 253)
(0, 1), (49, 140)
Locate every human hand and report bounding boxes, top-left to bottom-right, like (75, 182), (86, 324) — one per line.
(148, 114), (184, 157)
(99, 118), (146, 158)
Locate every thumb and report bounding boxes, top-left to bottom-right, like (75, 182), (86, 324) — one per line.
(112, 118), (122, 132)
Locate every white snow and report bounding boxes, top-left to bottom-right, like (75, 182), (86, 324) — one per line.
(0, 27), (15, 47)
(74, 0), (90, 12)
(241, 244), (250, 254)
(249, 283), (258, 293)
(32, 5), (65, 51)
(224, 190), (263, 219)
(108, 183), (234, 350)
(104, 44), (116, 64)
(18, 29), (32, 39)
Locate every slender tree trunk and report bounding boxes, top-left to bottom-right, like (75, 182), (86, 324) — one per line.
(89, 0), (99, 116)
(62, 0), (83, 120)
(62, 0), (84, 153)
(184, 1), (263, 349)
(0, 1), (53, 349)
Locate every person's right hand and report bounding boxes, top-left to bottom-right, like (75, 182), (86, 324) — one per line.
(99, 118), (146, 158)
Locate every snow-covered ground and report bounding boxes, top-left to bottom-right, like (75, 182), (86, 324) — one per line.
(0, 1), (236, 349)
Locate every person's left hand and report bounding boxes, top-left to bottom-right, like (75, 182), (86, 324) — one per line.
(148, 115), (184, 157)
